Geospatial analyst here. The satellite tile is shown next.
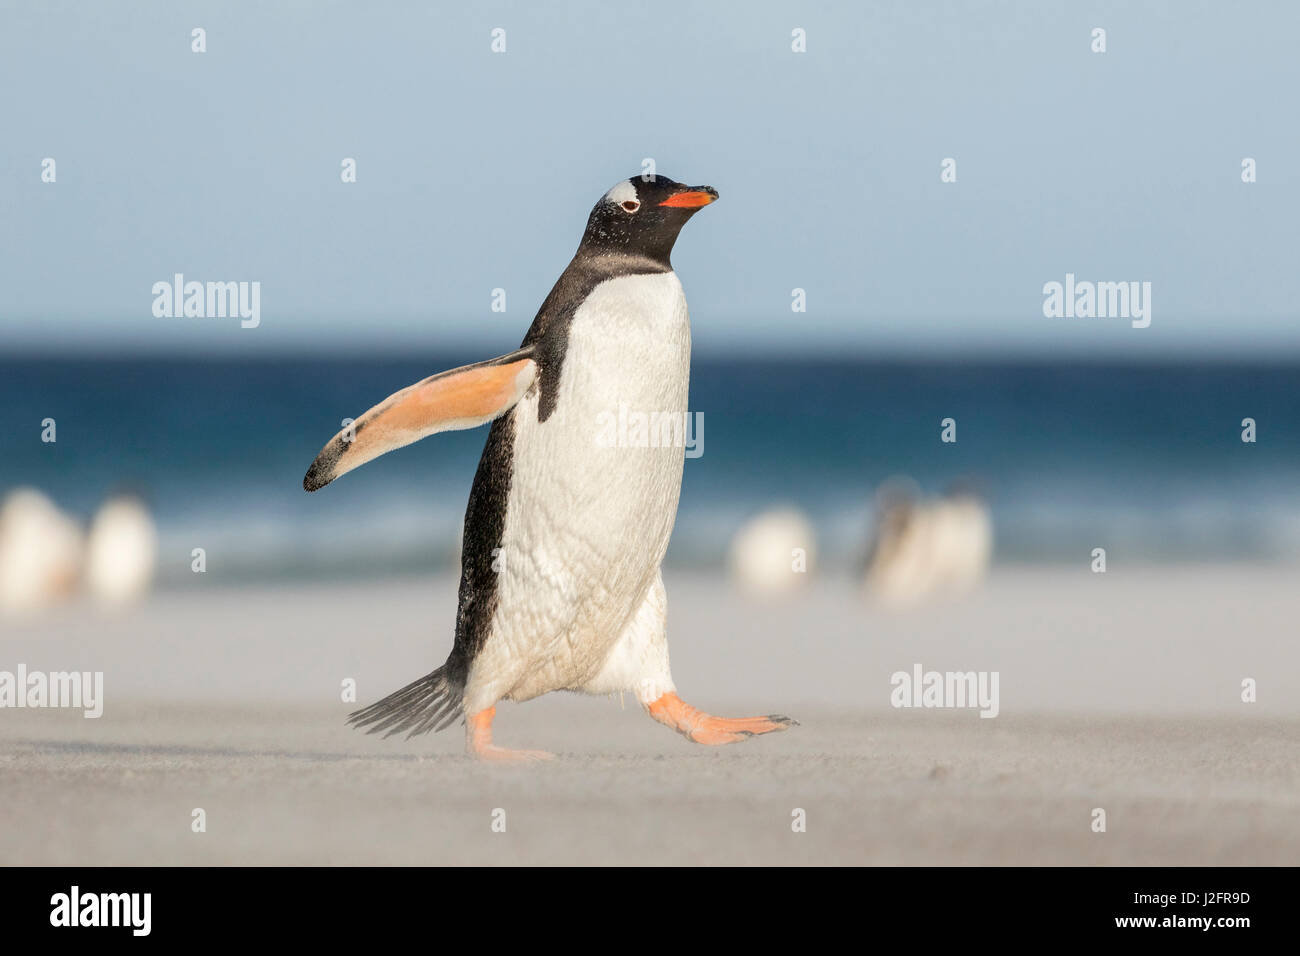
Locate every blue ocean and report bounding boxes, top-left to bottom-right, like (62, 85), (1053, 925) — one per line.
(2, 357), (1297, 586)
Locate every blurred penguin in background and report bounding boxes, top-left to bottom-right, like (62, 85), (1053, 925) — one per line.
(928, 484), (993, 595)
(728, 507), (817, 598)
(85, 493), (157, 607)
(0, 488), (83, 615)
(861, 478), (936, 606)
(863, 479), (992, 607)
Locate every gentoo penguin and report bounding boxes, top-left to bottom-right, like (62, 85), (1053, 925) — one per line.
(929, 486), (993, 594)
(863, 480), (992, 606)
(727, 507), (817, 597)
(0, 488), (83, 615)
(862, 479), (936, 606)
(85, 493), (157, 606)
(303, 175), (795, 761)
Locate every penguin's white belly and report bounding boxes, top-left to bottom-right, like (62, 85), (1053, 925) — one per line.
(473, 272), (690, 706)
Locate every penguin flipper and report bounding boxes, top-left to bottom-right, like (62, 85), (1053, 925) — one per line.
(303, 347), (537, 491)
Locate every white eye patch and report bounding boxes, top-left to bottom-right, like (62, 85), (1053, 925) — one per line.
(604, 180), (639, 207)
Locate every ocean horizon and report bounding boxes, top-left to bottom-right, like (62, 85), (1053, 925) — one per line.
(2, 355), (1297, 587)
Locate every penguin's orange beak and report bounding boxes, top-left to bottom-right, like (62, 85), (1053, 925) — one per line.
(659, 186), (718, 208)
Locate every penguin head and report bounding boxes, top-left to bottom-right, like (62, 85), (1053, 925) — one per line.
(578, 175), (718, 267)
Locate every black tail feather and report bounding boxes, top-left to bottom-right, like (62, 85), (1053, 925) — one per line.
(347, 662), (465, 739)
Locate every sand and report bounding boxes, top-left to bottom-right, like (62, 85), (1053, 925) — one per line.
(1, 567), (1297, 865)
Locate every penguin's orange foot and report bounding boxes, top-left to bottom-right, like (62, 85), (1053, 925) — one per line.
(646, 692), (797, 746)
(466, 706), (555, 763)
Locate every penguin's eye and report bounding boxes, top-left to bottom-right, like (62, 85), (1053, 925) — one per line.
(621, 200), (641, 213)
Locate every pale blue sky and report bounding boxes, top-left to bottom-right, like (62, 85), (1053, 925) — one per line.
(1, 0), (1297, 357)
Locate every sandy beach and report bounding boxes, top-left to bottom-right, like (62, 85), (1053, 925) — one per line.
(2, 566), (1298, 865)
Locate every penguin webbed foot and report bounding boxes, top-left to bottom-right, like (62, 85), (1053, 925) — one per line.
(466, 705), (555, 763)
(646, 692), (797, 746)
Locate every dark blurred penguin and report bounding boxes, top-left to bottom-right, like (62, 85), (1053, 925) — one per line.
(864, 479), (992, 606)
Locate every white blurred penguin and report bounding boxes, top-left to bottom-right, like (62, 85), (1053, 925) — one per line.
(85, 494), (157, 606)
(728, 507), (816, 597)
(0, 488), (84, 614)
(927, 488), (993, 595)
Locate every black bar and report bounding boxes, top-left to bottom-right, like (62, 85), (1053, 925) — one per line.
(0, 866), (1283, 940)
